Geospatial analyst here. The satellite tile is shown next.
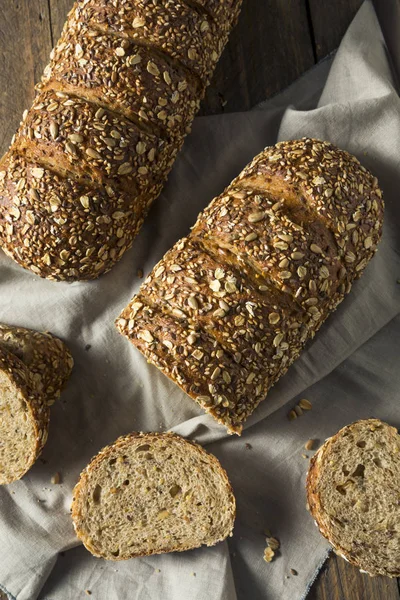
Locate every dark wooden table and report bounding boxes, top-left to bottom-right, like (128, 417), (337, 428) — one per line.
(0, 1), (399, 599)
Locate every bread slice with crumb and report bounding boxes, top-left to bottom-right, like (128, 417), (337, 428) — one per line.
(0, 323), (73, 484)
(71, 432), (236, 560)
(306, 419), (400, 577)
(0, 347), (50, 484)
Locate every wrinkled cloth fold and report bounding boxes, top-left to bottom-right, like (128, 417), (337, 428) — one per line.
(0, 1), (399, 598)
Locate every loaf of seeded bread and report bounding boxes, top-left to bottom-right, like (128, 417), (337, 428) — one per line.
(71, 432), (235, 559)
(116, 138), (384, 434)
(306, 419), (400, 577)
(0, 0), (242, 281)
(0, 323), (73, 484)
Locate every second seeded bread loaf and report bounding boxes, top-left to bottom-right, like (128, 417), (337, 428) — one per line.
(0, 0), (242, 281)
(116, 138), (384, 434)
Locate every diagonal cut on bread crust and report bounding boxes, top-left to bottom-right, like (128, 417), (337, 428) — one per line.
(306, 419), (400, 577)
(71, 432), (236, 560)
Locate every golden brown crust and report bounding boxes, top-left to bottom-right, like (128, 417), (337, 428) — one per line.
(0, 323), (73, 406)
(117, 138), (384, 432)
(40, 21), (201, 139)
(117, 298), (269, 434)
(235, 138), (384, 281)
(192, 185), (346, 316)
(15, 90), (178, 196)
(306, 419), (400, 578)
(0, 346), (49, 484)
(0, 151), (153, 281)
(70, 0), (229, 83)
(71, 431), (236, 559)
(0, 0), (241, 281)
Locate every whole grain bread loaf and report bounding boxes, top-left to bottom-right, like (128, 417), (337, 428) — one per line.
(0, 0), (242, 281)
(0, 323), (73, 484)
(71, 432), (235, 559)
(116, 138), (384, 434)
(306, 419), (400, 577)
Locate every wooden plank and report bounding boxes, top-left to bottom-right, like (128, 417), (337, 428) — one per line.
(308, 0), (364, 60)
(49, 0), (74, 42)
(307, 554), (400, 600)
(200, 0), (315, 114)
(0, 0), (52, 155)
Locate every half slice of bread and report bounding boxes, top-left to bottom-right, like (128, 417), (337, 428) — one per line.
(72, 432), (236, 560)
(0, 323), (73, 405)
(307, 419), (400, 577)
(0, 347), (49, 484)
(0, 323), (73, 484)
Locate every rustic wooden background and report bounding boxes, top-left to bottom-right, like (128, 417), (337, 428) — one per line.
(1, 1), (399, 599)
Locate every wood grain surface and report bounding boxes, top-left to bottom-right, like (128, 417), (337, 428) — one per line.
(0, 1), (397, 599)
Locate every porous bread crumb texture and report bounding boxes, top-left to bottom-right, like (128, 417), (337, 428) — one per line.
(117, 138), (384, 434)
(72, 432), (236, 560)
(306, 419), (400, 577)
(0, 0), (243, 281)
(0, 323), (73, 484)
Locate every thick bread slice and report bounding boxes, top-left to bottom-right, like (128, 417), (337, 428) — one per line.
(0, 323), (73, 406)
(71, 432), (236, 560)
(0, 347), (49, 485)
(0, 151), (152, 281)
(40, 22), (201, 139)
(15, 90), (177, 197)
(306, 419), (400, 577)
(70, 0), (228, 84)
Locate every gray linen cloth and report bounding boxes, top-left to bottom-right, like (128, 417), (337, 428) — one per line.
(0, 1), (399, 598)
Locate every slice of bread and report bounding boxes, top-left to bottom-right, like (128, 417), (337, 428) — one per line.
(307, 419), (400, 577)
(0, 324), (73, 484)
(0, 346), (49, 484)
(72, 432), (236, 560)
(0, 323), (73, 405)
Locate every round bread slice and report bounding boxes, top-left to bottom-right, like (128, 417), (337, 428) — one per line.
(0, 346), (49, 484)
(307, 419), (400, 577)
(72, 432), (236, 560)
(0, 323), (73, 406)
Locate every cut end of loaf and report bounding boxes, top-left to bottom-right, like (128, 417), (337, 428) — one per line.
(307, 419), (400, 577)
(0, 350), (48, 485)
(72, 432), (236, 560)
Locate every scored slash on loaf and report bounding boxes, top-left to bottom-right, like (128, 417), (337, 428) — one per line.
(0, 0), (243, 281)
(71, 432), (236, 560)
(0, 324), (73, 484)
(116, 138), (384, 434)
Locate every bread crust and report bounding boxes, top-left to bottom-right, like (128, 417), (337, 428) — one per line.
(0, 0), (241, 281)
(0, 151), (153, 280)
(40, 22), (201, 139)
(306, 419), (400, 577)
(15, 90), (178, 196)
(0, 323), (73, 406)
(71, 431), (236, 559)
(117, 138), (384, 432)
(0, 346), (49, 484)
(71, 0), (230, 83)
